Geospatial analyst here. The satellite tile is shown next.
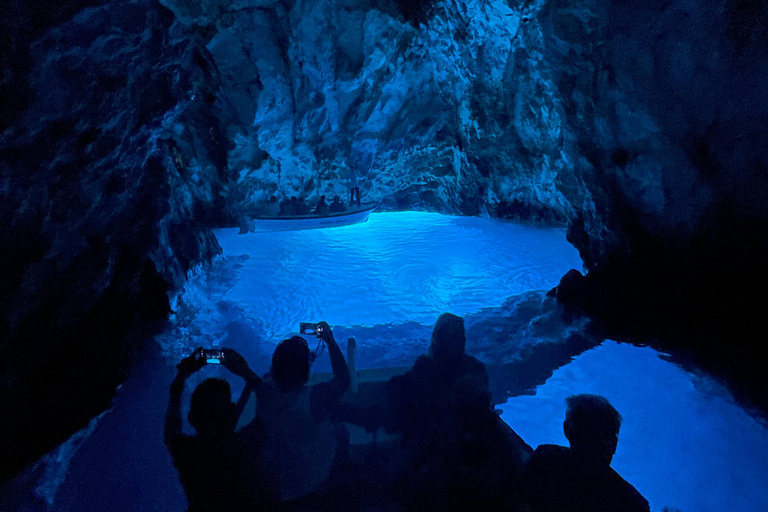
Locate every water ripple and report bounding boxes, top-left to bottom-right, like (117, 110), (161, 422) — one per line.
(161, 212), (583, 356)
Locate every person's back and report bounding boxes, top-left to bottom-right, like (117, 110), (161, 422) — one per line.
(296, 197), (310, 215)
(387, 313), (489, 443)
(258, 376), (340, 501)
(384, 313), (530, 511)
(522, 394), (650, 512)
(315, 195), (329, 215)
(169, 428), (266, 512)
(265, 195), (279, 216)
(255, 323), (350, 503)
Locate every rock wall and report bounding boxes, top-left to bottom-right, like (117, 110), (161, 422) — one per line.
(0, 0), (229, 480)
(3, 0), (768, 481)
(160, 0), (582, 220)
(542, 0), (768, 411)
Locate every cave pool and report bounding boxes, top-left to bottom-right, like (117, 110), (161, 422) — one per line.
(22, 212), (768, 512)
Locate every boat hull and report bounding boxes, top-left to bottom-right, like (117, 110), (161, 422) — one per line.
(247, 204), (376, 232)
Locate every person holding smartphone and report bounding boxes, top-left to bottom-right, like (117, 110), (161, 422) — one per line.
(164, 348), (276, 512)
(254, 320), (351, 505)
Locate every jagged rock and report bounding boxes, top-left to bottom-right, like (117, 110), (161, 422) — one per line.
(0, 0), (229, 480)
(4, 0), (768, 484)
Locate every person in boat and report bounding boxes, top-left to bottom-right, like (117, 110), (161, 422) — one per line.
(250, 321), (351, 505)
(385, 313), (489, 444)
(521, 394), (650, 512)
(329, 195), (345, 213)
(348, 168), (361, 206)
(164, 348), (277, 512)
(264, 195), (279, 217)
(295, 196), (310, 215)
(278, 197), (290, 216)
(383, 313), (528, 511)
(314, 195), (329, 215)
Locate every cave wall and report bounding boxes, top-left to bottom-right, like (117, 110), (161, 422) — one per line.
(541, 0), (768, 410)
(2, 0), (768, 481)
(159, 0), (585, 220)
(0, 0), (229, 480)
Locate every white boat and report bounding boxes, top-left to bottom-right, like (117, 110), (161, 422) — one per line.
(246, 202), (377, 232)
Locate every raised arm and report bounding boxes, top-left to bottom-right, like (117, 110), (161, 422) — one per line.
(318, 321), (350, 393)
(220, 348), (263, 411)
(221, 349), (262, 388)
(164, 349), (205, 445)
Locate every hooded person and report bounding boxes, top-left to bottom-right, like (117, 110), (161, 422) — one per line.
(383, 313), (525, 511)
(387, 313), (490, 439)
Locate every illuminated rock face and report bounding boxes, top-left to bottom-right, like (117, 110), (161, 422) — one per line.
(160, 0), (580, 220)
(2, 0), (768, 480)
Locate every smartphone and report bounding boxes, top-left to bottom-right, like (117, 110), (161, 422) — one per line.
(199, 349), (225, 364)
(300, 322), (323, 337)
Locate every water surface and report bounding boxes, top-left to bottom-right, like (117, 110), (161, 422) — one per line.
(178, 211), (582, 347)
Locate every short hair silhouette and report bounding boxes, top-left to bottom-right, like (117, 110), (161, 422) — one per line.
(564, 394), (622, 464)
(188, 378), (238, 435)
(271, 336), (311, 392)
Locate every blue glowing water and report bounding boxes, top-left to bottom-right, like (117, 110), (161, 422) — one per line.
(163, 211), (582, 360)
(20, 212), (768, 512)
(221, 212), (579, 337)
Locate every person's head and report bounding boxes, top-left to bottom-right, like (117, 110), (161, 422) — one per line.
(428, 313), (466, 359)
(271, 336), (311, 392)
(563, 394), (622, 465)
(188, 378), (238, 437)
(290, 196), (297, 202)
(332, 195), (340, 202)
(270, 195), (277, 203)
(319, 195), (326, 202)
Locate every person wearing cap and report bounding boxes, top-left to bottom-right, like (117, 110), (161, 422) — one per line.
(251, 321), (350, 503)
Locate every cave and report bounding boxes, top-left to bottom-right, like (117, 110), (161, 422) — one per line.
(1, 0), (767, 510)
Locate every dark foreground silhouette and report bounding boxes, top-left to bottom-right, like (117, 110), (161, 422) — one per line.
(165, 350), (276, 512)
(522, 394), (650, 512)
(166, 316), (650, 512)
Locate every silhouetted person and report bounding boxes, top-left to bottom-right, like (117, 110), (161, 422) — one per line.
(386, 313), (489, 444)
(253, 321), (350, 504)
(383, 313), (529, 511)
(278, 198), (290, 216)
(288, 196), (300, 216)
(165, 348), (276, 512)
(348, 169), (361, 206)
(329, 195), (345, 213)
(295, 196), (310, 215)
(264, 195), (279, 217)
(315, 195), (329, 215)
(522, 394), (650, 512)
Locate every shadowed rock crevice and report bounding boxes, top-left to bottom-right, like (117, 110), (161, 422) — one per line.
(0, 0), (228, 480)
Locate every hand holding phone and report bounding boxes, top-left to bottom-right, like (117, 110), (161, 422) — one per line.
(300, 322), (323, 337)
(198, 349), (226, 364)
(177, 348), (207, 377)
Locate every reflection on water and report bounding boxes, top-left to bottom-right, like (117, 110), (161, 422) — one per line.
(499, 341), (768, 512)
